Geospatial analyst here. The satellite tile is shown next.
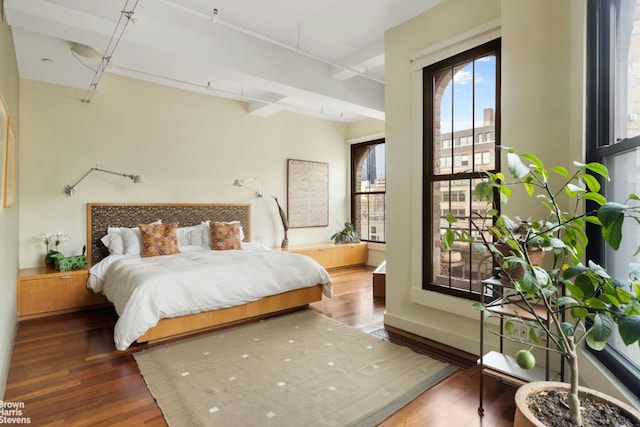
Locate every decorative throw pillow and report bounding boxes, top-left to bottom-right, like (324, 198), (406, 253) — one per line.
(201, 220), (245, 247)
(209, 221), (242, 250)
(138, 222), (180, 257)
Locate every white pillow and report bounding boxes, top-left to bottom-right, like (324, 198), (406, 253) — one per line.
(100, 220), (161, 255)
(100, 226), (125, 255)
(177, 224), (205, 246)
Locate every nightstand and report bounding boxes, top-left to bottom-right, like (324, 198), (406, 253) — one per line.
(276, 242), (368, 269)
(17, 267), (108, 320)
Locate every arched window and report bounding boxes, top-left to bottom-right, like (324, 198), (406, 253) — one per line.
(351, 139), (385, 243)
(423, 38), (501, 299)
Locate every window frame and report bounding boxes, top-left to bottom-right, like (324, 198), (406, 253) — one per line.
(422, 38), (501, 299)
(351, 139), (386, 244)
(586, 0), (640, 398)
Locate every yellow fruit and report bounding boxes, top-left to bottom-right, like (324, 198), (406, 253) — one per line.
(515, 349), (536, 369)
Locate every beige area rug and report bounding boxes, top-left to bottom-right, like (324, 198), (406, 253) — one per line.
(134, 310), (457, 427)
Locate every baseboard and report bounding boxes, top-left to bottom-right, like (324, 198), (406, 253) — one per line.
(378, 324), (476, 368)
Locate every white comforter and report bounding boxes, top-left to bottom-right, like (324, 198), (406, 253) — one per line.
(89, 250), (332, 350)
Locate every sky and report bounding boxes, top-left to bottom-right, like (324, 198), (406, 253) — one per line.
(439, 54), (496, 133)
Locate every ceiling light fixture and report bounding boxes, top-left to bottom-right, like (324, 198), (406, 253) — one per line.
(64, 167), (145, 196)
(70, 42), (103, 59)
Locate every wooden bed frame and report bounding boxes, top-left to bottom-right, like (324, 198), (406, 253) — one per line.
(87, 203), (324, 345)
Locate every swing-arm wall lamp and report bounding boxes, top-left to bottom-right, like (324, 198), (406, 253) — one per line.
(64, 167), (145, 196)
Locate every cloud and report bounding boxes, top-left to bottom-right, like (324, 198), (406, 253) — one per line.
(454, 69), (473, 85)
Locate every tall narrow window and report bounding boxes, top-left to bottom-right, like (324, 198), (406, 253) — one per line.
(352, 139), (385, 243)
(423, 39), (501, 299)
(586, 0), (640, 397)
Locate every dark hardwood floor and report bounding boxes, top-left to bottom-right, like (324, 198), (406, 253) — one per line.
(4, 265), (516, 426)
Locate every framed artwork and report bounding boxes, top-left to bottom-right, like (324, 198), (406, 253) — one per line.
(287, 159), (329, 228)
(0, 95), (7, 210)
(4, 118), (15, 208)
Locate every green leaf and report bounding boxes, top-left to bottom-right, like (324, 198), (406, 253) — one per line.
(471, 302), (490, 318)
(521, 153), (544, 171)
(585, 215), (602, 226)
(555, 296), (578, 307)
(443, 229), (455, 251)
(565, 282), (585, 299)
(571, 306), (589, 319)
(567, 183), (586, 194)
(618, 316), (640, 345)
(474, 181), (494, 202)
(624, 299), (640, 316)
(507, 151), (531, 179)
(563, 264), (588, 279)
(584, 297), (608, 310)
(528, 328), (540, 343)
(560, 322), (575, 337)
(583, 192), (607, 206)
(551, 166), (569, 178)
(585, 162), (610, 180)
(504, 320), (517, 336)
(524, 182), (534, 196)
(598, 203), (627, 250)
(586, 313), (614, 350)
(616, 288), (633, 305)
(581, 173), (601, 192)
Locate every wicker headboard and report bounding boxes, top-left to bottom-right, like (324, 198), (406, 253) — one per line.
(87, 203), (251, 265)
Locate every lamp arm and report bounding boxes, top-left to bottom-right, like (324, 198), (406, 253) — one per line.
(64, 167), (144, 196)
(64, 168), (96, 195)
(93, 167), (128, 179)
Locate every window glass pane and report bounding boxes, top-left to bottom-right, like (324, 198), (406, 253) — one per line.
(354, 144), (385, 192)
(432, 178), (494, 290)
(603, 148), (640, 367)
(474, 54), (496, 171)
(354, 193), (386, 242)
(435, 68), (453, 175)
(453, 62), (474, 135)
(615, 1), (640, 141)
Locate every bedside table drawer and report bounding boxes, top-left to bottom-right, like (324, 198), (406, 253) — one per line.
(17, 269), (107, 319)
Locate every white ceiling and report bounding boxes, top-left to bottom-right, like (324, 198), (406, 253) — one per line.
(4, 0), (442, 123)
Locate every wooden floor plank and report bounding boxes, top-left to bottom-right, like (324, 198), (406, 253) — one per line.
(4, 265), (516, 426)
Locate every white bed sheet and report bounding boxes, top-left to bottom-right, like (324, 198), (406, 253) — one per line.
(89, 249), (332, 350)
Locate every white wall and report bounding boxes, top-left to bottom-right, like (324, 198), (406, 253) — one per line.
(383, 0), (638, 406)
(18, 74), (357, 268)
(0, 16), (20, 399)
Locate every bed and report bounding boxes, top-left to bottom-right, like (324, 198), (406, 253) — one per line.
(86, 203), (332, 350)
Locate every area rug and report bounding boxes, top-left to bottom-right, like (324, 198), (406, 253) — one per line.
(134, 310), (457, 427)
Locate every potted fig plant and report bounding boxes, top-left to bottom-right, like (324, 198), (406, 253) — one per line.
(331, 221), (360, 244)
(444, 147), (640, 426)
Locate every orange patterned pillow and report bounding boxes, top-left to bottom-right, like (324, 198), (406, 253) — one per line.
(210, 221), (242, 250)
(138, 222), (180, 257)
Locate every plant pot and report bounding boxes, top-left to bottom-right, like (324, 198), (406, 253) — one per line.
(44, 250), (61, 269)
(514, 381), (640, 427)
(495, 243), (546, 282)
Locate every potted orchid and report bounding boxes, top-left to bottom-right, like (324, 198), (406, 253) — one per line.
(41, 232), (69, 268)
